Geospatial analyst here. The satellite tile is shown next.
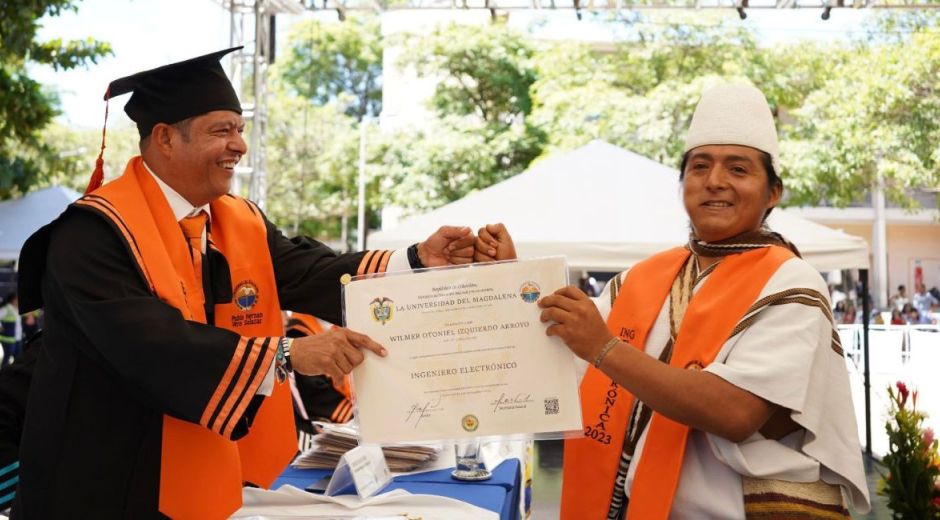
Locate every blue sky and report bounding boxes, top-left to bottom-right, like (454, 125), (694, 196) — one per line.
(34, 0), (872, 129)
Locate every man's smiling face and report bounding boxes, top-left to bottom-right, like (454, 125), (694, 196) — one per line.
(682, 144), (781, 243)
(167, 110), (247, 206)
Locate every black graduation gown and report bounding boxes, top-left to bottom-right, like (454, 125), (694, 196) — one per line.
(12, 205), (372, 519)
(0, 333), (41, 512)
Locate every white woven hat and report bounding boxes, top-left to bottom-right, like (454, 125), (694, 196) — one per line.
(683, 84), (779, 172)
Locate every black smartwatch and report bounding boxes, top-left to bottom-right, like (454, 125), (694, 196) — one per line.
(407, 243), (426, 269)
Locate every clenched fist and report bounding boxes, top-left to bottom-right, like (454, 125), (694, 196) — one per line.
(474, 223), (517, 263)
(417, 226), (476, 266)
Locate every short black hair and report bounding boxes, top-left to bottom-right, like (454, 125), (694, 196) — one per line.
(679, 149), (783, 221)
(139, 117), (195, 149)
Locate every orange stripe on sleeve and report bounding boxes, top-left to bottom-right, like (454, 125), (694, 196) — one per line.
(377, 250), (392, 273)
(200, 337), (249, 428)
(222, 337), (279, 438)
(357, 251), (377, 276)
(365, 250), (387, 274)
(340, 400), (353, 422)
(211, 338), (264, 435)
(332, 400), (349, 423)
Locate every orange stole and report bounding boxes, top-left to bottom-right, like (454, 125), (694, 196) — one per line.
(560, 246), (794, 520)
(79, 156), (295, 519)
(212, 196), (296, 491)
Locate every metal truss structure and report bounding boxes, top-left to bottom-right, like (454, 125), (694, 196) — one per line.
(301, 0), (940, 13)
(213, 0), (304, 208)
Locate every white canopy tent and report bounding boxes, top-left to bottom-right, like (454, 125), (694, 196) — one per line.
(370, 141), (870, 272)
(0, 186), (80, 262)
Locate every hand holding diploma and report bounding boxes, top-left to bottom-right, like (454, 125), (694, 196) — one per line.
(291, 225), (475, 381)
(292, 328), (388, 381)
(538, 286), (616, 364)
(474, 223), (616, 366)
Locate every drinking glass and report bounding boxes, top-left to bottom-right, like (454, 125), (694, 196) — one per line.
(451, 439), (491, 481)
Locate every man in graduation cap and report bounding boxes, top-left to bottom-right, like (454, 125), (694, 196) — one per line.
(14, 47), (475, 519)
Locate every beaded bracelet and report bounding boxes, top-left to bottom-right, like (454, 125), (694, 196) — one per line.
(282, 337), (294, 371)
(274, 337), (292, 383)
(593, 337), (621, 368)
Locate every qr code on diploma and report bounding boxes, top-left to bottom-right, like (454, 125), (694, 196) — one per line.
(544, 397), (559, 415)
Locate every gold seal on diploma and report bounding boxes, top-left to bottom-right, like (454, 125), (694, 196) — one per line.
(462, 414), (480, 432)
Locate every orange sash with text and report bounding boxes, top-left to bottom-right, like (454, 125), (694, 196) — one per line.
(560, 245), (793, 520)
(77, 156), (296, 519)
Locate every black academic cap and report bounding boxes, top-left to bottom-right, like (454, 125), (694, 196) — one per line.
(106, 47), (244, 138)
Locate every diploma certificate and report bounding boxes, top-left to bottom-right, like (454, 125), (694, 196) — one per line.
(345, 257), (583, 443)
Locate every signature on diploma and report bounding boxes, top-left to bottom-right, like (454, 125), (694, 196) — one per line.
(405, 397), (444, 428)
(490, 392), (534, 413)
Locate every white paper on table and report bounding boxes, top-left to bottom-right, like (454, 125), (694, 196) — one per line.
(234, 487), (499, 520)
(344, 257), (583, 443)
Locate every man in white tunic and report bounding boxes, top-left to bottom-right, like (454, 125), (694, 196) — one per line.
(475, 84), (871, 519)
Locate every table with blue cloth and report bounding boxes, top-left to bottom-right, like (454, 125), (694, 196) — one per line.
(273, 458), (521, 520)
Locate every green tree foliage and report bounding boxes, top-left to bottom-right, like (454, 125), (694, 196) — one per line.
(45, 123), (139, 191)
(865, 10), (940, 42)
(279, 17), (382, 121)
(381, 116), (546, 211)
(393, 22), (546, 209)
(531, 13), (846, 165)
(530, 12), (938, 209)
(531, 14), (767, 165)
(611, 14), (762, 93)
(264, 11), (940, 241)
(267, 18), (548, 242)
(263, 86), (363, 243)
(783, 28), (940, 208)
(0, 0), (110, 199)
(403, 22), (536, 125)
(268, 16), (386, 246)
